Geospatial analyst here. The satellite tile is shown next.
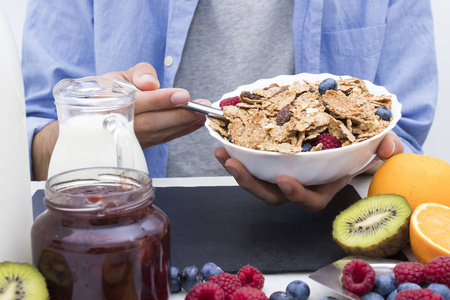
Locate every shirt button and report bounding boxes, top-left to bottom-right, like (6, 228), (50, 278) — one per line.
(164, 56), (173, 67)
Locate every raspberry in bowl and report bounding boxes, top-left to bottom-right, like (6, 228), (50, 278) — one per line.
(206, 73), (402, 186)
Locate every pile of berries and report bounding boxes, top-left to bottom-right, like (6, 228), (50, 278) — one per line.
(171, 263), (311, 300)
(171, 263), (266, 299)
(172, 256), (449, 299)
(341, 256), (450, 300)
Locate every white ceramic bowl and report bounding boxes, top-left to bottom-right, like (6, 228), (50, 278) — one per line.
(206, 73), (402, 186)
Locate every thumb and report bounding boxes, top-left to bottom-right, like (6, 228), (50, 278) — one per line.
(377, 131), (404, 160)
(103, 62), (160, 91)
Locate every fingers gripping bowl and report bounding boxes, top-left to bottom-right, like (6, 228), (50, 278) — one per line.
(206, 73), (402, 186)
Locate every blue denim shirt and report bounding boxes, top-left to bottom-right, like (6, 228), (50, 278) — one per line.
(22, 0), (438, 179)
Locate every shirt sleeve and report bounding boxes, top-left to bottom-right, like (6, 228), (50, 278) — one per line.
(304, 0), (438, 154)
(374, 0), (438, 154)
(22, 0), (96, 177)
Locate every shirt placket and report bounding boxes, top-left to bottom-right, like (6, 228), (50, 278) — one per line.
(163, 0), (199, 88)
(293, 0), (324, 74)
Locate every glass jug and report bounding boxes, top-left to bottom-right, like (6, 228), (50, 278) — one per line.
(48, 77), (148, 178)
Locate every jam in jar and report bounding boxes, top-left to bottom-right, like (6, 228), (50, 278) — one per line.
(31, 167), (170, 299)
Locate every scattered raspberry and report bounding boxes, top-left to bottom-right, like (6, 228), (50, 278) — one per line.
(231, 287), (268, 300)
(341, 259), (376, 295)
(185, 282), (225, 300)
(425, 256), (450, 286)
(394, 288), (443, 300)
(315, 133), (341, 150)
(237, 265), (265, 290)
(220, 96), (241, 110)
(209, 272), (242, 300)
(394, 262), (426, 285)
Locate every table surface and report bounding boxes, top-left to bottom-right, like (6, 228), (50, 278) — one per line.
(31, 174), (415, 300)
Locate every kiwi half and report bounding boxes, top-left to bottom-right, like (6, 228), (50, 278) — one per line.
(332, 194), (412, 258)
(0, 261), (49, 299)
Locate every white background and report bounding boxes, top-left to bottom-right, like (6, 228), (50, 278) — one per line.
(1, 0), (449, 163)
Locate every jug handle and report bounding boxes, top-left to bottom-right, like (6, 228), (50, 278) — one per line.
(103, 115), (134, 169)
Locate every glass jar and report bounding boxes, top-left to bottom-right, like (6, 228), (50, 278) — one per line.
(31, 167), (170, 300)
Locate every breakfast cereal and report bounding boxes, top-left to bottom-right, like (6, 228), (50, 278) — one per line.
(208, 77), (393, 154)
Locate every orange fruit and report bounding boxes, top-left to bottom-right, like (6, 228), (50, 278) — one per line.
(409, 202), (450, 264)
(368, 153), (450, 211)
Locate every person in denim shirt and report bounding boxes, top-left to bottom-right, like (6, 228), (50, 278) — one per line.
(23, 0), (437, 211)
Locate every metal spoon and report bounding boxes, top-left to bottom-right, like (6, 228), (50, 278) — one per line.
(113, 78), (226, 120)
(309, 256), (402, 300)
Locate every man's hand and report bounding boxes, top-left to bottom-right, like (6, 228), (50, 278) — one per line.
(103, 62), (209, 149)
(215, 131), (404, 212)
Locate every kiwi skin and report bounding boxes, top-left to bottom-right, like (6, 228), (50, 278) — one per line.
(0, 261), (49, 299)
(332, 194), (412, 258)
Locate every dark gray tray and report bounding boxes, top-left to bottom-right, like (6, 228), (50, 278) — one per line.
(32, 185), (407, 273)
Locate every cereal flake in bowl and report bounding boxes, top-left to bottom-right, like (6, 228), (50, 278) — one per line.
(206, 73), (402, 186)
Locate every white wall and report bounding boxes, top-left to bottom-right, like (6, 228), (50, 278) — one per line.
(423, 0), (450, 163)
(1, 0), (449, 163)
(0, 0), (26, 58)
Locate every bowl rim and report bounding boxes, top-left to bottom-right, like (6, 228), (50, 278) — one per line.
(206, 73), (402, 157)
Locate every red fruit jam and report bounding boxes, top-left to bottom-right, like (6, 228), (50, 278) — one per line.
(31, 168), (170, 300)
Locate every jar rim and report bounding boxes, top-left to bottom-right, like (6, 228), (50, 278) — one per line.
(44, 167), (154, 215)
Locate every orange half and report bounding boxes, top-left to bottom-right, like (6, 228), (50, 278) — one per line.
(410, 202), (450, 264)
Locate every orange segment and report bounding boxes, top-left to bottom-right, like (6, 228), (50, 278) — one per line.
(410, 203), (450, 264)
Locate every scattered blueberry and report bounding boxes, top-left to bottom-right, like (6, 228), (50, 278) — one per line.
(386, 289), (397, 300)
(227, 135), (233, 142)
(428, 283), (450, 300)
(200, 262), (223, 281)
(319, 297), (339, 300)
(269, 291), (294, 300)
(372, 274), (396, 296)
(361, 292), (384, 300)
(301, 142), (313, 152)
(170, 266), (181, 293)
(397, 282), (422, 291)
(286, 280), (310, 300)
(180, 265), (203, 292)
(375, 106), (393, 121)
(318, 78), (338, 95)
